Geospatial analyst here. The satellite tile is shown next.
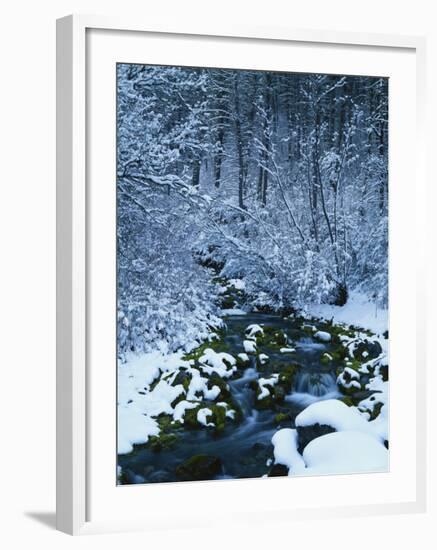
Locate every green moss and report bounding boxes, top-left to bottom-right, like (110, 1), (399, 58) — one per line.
(211, 404), (227, 433)
(274, 412), (291, 425)
(330, 346), (348, 362)
(180, 401), (237, 433)
(183, 330), (230, 362)
(255, 326), (289, 349)
(175, 454), (222, 481)
(208, 373), (231, 400)
(278, 364), (300, 391)
(236, 354), (250, 368)
(148, 433), (179, 452)
(183, 404), (202, 429)
(254, 395), (273, 410)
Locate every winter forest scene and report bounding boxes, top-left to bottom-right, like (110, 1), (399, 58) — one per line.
(117, 63), (389, 484)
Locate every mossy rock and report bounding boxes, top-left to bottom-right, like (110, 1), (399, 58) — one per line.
(208, 373), (232, 400)
(183, 332), (230, 362)
(256, 327), (288, 348)
(175, 454), (222, 481)
(320, 353), (333, 365)
(183, 405), (203, 429)
(254, 394), (274, 410)
(330, 346), (348, 362)
(236, 354), (251, 368)
(182, 402), (235, 433)
(277, 364), (300, 391)
(273, 384), (287, 403)
(148, 433), (179, 452)
(157, 413), (182, 433)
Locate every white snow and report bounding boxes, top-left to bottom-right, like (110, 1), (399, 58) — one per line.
(303, 431), (388, 474)
(295, 399), (369, 433)
(216, 401), (236, 419)
(117, 406), (160, 454)
(280, 347), (296, 353)
(257, 374), (279, 400)
(173, 400), (199, 423)
(314, 331), (331, 342)
(118, 351), (189, 407)
(258, 353), (269, 364)
(228, 278), (245, 290)
(243, 339), (257, 353)
(306, 291), (388, 336)
(198, 348), (237, 378)
(245, 324), (264, 339)
(337, 367), (361, 390)
(197, 407), (214, 427)
(271, 428), (306, 474)
(185, 370), (222, 401)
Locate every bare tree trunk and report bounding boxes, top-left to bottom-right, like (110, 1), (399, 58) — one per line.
(192, 159), (201, 187)
(233, 76), (245, 209)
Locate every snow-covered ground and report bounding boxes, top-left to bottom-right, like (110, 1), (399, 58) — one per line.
(306, 291), (388, 336)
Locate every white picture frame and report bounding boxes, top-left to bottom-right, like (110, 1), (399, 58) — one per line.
(56, 14), (427, 535)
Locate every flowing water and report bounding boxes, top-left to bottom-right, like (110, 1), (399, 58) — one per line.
(118, 312), (342, 484)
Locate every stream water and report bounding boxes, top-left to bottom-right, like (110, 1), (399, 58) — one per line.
(118, 312), (342, 484)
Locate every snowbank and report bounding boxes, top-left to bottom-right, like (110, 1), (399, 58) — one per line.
(295, 399), (369, 433)
(306, 291), (388, 336)
(117, 406), (160, 455)
(303, 431), (388, 474)
(271, 429), (306, 474)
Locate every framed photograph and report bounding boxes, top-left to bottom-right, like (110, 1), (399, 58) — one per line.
(56, 15), (427, 535)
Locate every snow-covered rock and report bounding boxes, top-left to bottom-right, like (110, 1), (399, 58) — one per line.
(303, 430), (388, 474)
(295, 399), (369, 433)
(337, 366), (361, 391)
(245, 324), (264, 339)
(271, 428), (306, 474)
(243, 339), (257, 354)
(257, 374), (279, 400)
(173, 400), (199, 423)
(216, 401), (236, 419)
(198, 348), (237, 378)
(314, 331), (331, 342)
(197, 408), (214, 427)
